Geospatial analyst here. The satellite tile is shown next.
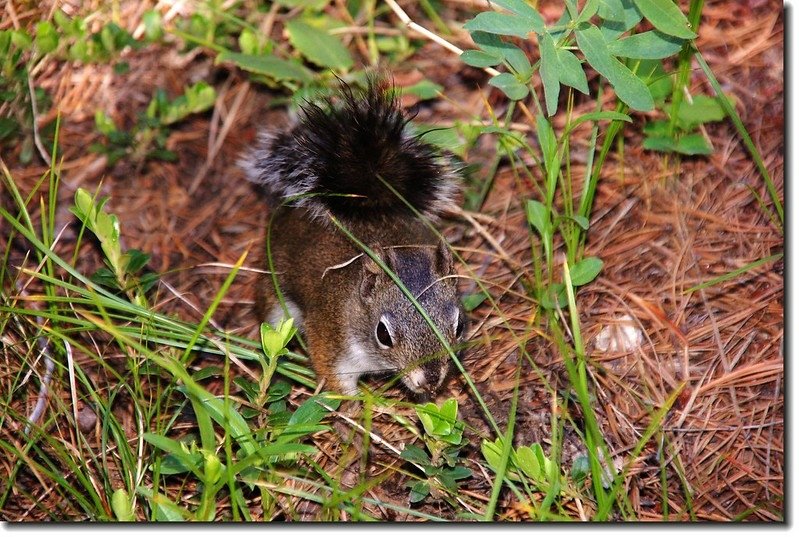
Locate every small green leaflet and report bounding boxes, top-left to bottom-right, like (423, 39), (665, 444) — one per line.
(607, 30), (685, 59)
(464, 12), (541, 39)
(575, 25), (654, 111)
(598, 0), (643, 41)
(539, 32), (560, 116)
(470, 31), (532, 78)
(632, 0), (697, 39)
(557, 47), (589, 95)
(460, 49), (502, 68)
(490, 0), (547, 22)
(489, 72), (529, 101)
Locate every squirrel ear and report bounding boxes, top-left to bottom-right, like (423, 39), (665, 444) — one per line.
(360, 243), (393, 301)
(434, 241), (454, 276)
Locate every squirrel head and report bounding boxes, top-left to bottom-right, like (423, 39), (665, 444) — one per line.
(344, 242), (466, 394)
(241, 78), (460, 225)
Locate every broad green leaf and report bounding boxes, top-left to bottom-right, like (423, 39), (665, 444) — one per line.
(419, 125), (464, 154)
(569, 256), (603, 286)
(607, 30), (684, 59)
(122, 249), (150, 273)
(556, 48), (589, 94)
(94, 110), (117, 136)
(136, 486), (188, 521)
(401, 444), (431, 465)
(409, 480), (430, 503)
(464, 12), (541, 38)
(443, 465), (472, 480)
(526, 199), (550, 239)
(261, 318), (294, 359)
(288, 394), (339, 427)
(238, 28), (260, 55)
(481, 438), (523, 481)
(160, 82), (216, 125)
(480, 438), (504, 474)
(539, 32), (561, 116)
(539, 283), (567, 309)
(203, 453), (223, 484)
(153, 497), (187, 521)
(143, 432), (191, 457)
(575, 25), (654, 111)
(217, 51), (312, 83)
(571, 454), (590, 481)
(462, 291), (488, 312)
(286, 20), (353, 70)
(642, 134), (677, 152)
(111, 489), (135, 521)
(460, 49), (502, 67)
(417, 402), (449, 436)
(440, 398), (458, 422)
(404, 80), (443, 100)
(142, 10), (163, 41)
(10, 29), (32, 50)
(34, 21), (58, 54)
(674, 133), (713, 155)
(272, 423), (328, 444)
(488, 73), (529, 101)
(632, 0), (696, 39)
(158, 452), (203, 475)
(643, 119), (671, 137)
(676, 94), (726, 129)
(515, 445), (543, 480)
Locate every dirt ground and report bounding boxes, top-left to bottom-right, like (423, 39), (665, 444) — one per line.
(1, 0), (784, 521)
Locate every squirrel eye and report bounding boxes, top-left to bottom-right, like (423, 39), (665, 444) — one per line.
(375, 318), (393, 348)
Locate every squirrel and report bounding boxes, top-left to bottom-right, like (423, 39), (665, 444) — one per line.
(242, 79), (465, 395)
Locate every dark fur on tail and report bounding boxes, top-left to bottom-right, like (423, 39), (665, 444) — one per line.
(242, 79), (459, 223)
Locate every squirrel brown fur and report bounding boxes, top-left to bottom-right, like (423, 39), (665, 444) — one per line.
(242, 79), (465, 395)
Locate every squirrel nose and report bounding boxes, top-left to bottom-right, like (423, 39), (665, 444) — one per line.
(404, 359), (448, 393)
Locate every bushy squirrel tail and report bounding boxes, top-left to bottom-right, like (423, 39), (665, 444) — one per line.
(242, 78), (460, 223)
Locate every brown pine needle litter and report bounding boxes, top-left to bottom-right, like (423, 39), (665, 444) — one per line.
(0, 0), (783, 522)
